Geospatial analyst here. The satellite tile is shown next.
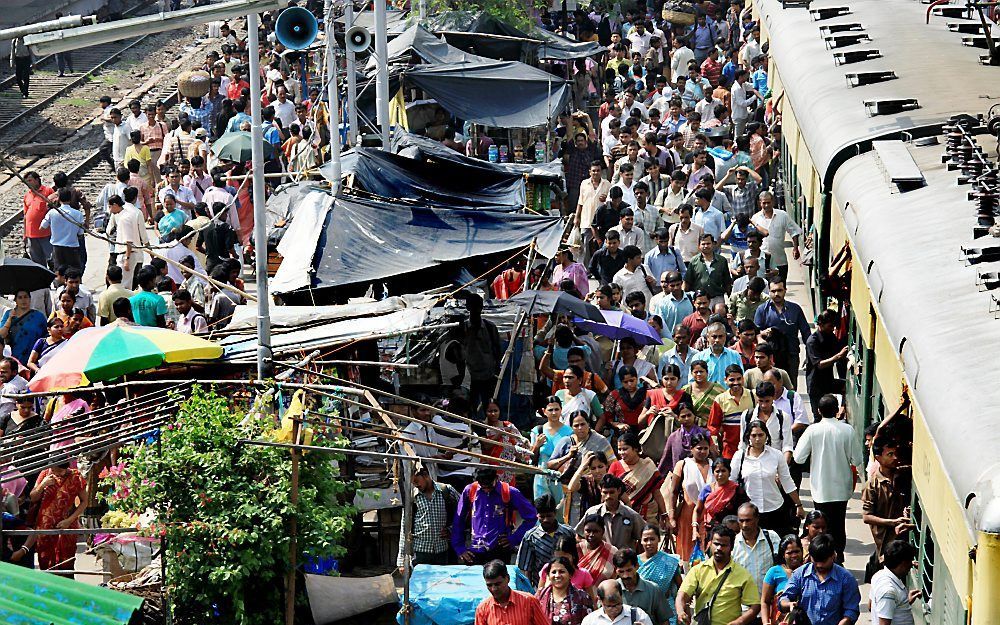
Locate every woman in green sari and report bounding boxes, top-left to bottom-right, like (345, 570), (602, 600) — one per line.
(681, 360), (724, 426)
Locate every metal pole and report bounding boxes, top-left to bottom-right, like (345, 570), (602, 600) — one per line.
(247, 11), (272, 381)
(325, 1), (342, 191)
(401, 457), (414, 625)
(373, 0), (391, 146)
(346, 2), (359, 145)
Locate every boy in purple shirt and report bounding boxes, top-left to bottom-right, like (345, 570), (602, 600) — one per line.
(453, 468), (538, 565)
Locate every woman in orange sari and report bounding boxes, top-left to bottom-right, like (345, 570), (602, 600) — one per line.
(665, 432), (714, 562)
(608, 431), (666, 526)
(28, 460), (87, 573)
(577, 514), (618, 584)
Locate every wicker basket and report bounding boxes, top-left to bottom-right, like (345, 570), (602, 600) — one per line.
(662, 8), (696, 25)
(177, 70), (211, 98)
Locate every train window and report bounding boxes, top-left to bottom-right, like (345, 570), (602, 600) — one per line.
(910, 494), (935, 602)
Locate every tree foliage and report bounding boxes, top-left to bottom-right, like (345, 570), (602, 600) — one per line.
(106, 386), (354, 624)
(424, 0), (549, 33)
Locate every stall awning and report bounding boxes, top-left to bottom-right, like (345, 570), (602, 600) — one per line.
(405, 60), (570, 128)
(391, 131), (564, 182)
(0, 562), (143, 625)
(308, 195), (563, 290)
(370, 24), (491, 69)
(335, 148), (526, 210)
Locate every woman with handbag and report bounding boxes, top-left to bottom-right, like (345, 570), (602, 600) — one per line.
(730, 420), (806, 537)
(550, 411), (616, 522)
(637, 524), (683, 625)
(666, 432), (714, 562)
(694, 457), (749, 549)
(761, 536), (805, 625)
(532, 396), (574, 504)
(609, 431), (667, 527)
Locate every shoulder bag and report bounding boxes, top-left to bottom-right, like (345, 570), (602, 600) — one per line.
(693, 567), (731, 625)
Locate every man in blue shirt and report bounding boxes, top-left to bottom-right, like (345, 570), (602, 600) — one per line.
(754, 278), (811, 389)
(644, 228), (686, 286)
(649, 270), (693, 337)
(40, 188), (84, 273)
(225, 98), (252, 134)
(691, 188), (726, 241)
(694, 321), (744, 383)
(689, 14), (719, 64)
(260, 106), (283, 146)
(781, 534), (861, 625)
(452, 467), (538, 565)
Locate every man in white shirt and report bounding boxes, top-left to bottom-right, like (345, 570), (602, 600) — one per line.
(670, 38), (694, 83)
(172, 289), (208, 334)
(0, 358), (28, 420)
(793, 395), (864, 561)
(608, 209), (652, 252)
(750, 191), (802, 283)
(108, 192), (148, 289)
(733, 502), (781, 592)
(109, 107), (131, 170)
(577, 162), (612, 267)
(612, 163), (638, 207)
(627, 22), (652, 56)
(125, 100), (148, 133)
(158, 169), (197, 212)
(271, 85), (297, 128)
(731, 68), (761, 138)
(582, 579), (653, 625)
(655, 170), (688, 224)
(612, 244), (656, 304)
(618, 91), (647, 123)
(870, 541), (919, 625)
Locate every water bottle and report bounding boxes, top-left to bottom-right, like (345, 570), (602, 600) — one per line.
(534, 141), (546, 163)
(498, 144), (509, 163)
(488, 144), (499, 163)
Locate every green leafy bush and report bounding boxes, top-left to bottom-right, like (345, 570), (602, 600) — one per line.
(108, 386), (354, 624)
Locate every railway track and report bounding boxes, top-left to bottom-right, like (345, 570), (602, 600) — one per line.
(0, 24), (220, 249)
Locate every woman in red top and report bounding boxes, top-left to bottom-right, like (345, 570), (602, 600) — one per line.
(598, 365), (647, 437)
(639, 364), (690, 429)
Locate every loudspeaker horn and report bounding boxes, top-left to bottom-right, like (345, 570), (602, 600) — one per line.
(274, 6), (318, 51)
(346, 25), (372, 53)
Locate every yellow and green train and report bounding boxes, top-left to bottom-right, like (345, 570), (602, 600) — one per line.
(754, 0), (1000, 623)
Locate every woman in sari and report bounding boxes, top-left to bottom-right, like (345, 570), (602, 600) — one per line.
(682, 360), (724, 426)
(536, 555), (594, 625)
(761, 536), (804, 625)
(482, 398), (529, 485)
(0, 290), (47, 366)
(26, 318), (66, 374)
(598, 365), (647, 437)
(637, 524), (682, 625)
(577, 514), (618, 584)
(45, 392), (91, 467)
(28, 459), (87, 573)
(550, 411), (616, 518)
(639, 364), (690, 429)
(565, 451), (610, 526)
(608, 431), (666, 526)
(665, 432), (714, 562)
(694, 457), (748, 548)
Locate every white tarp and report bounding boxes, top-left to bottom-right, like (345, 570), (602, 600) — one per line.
(271, 188), (333, 294)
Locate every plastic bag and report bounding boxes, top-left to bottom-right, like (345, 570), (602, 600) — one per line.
(689, 542), (706, 568)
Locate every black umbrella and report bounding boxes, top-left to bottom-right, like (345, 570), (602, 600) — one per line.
(508, 290), (606, 322)
(0, 257), (55, 294)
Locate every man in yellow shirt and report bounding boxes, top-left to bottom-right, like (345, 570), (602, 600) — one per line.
(676, 525), (760, 625)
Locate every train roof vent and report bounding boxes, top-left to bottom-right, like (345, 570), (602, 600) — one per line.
(820, 22), (863, 34)
(833, 49), (881, 65)
(977, 271), (1000, 291)
(845, 70), (897, 87)
(962, 244), (1000, 265)
(810, 6), (851, 20)
(824, 33), (871, 49)
(962, 35), (990, 49)
(948, 22), (986, 35)
(932, 5), (969, 19)
(864, 98), (920, 117)
(872, 140), (925, 191)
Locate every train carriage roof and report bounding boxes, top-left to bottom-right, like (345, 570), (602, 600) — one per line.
(758, 0), (998, 188)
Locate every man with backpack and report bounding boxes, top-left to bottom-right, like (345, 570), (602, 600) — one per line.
(452, 467), (538, 565)
(397, 465), (459, 573)
(732, 502), (781, 593)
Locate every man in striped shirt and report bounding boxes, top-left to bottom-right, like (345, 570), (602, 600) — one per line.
(397, 466), (458, 573)
(475, 560), (548, 625)
(516, 495), (577, 586)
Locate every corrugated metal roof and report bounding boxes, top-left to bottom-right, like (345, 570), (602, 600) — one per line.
(831, 134), (1000, 534)
(0, 562), (143, 625)
(758, 0), (1000, 188)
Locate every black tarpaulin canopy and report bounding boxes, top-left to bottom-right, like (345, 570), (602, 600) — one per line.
(332, 147), (527, 210)
(405, 60), (570, 128)
(372, 24), (490, 69)
(309, 196), (563, 290)
(390, 131), (564, 182)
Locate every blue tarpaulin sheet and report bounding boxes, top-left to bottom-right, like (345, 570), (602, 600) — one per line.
(398, 565), (533, 625)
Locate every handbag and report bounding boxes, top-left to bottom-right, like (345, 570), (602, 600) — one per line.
(693, 567), (731, 625)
